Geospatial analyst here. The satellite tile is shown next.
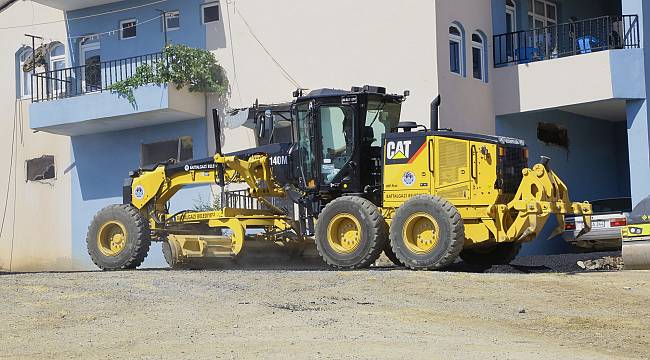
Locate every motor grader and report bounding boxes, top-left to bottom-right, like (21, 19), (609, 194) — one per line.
(87, 86), (592, 270)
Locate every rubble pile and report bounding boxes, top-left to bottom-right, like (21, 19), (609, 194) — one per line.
(576, 256), (624, 271)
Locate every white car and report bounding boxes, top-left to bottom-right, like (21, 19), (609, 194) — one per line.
(563, 197), (632, 251)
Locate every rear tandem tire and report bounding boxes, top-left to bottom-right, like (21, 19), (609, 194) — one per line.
(459, 242), (522, 266)
(389, 195), (465, 270)
(315, 196), (388, 269)
(86, 204), (151, 271)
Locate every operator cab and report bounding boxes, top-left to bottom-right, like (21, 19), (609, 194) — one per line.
(291, 86), (406, 204)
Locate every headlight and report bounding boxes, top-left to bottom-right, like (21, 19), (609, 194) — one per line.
(629, 227), (643, 235)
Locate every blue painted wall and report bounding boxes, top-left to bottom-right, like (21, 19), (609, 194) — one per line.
(66, 0), (207, 66)
(71, 118), (210, 268)
(497, 110), (630, 255)
(59, 0), (219, 268)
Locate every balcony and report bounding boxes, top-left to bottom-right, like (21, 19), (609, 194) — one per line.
(493, 15), (640, 67)
(492, 14), (645, 116)
(30, 53), (206, 136)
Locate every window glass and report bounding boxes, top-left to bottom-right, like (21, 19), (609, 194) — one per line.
(141, 136), (193, 166)
(49, 44), (65, 93)
(546, 4), (556, 20)
(472, 47), (483, 80)
(294, 103), (317, 185)
(27, 155), (55, 181)
(365, 100), (401, 147)
(450, 41), (460, 74)
(472, 34), (482, 43)
(534, 1), (545, 15)
(121, 20), (137, 39)
(203, 4), (219, 23)
(320, 105), (354, 184)
(449, 24), (463, 76)
(166, 11), (180, 30)
(19, 48), (33, 98)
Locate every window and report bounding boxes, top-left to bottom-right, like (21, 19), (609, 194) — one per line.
(141, 137), (193, 166)
(537, 122), (569, 149)
(528, 0), (556, 29)
(472, 33), (486, 81)
(49, 43), (66, 94)
(120, 19), (137, 40)
(202, 3), (220, 24)
(165, 10), (180, 31)
(320, 105), (355, 184)
(449, 24), (464, 76)
(26, 155), (55, 181)
(506, 0), (517, 32)
(18, 47), (33, 98)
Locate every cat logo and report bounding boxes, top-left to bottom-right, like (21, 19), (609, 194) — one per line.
(386, 140), (412, 160)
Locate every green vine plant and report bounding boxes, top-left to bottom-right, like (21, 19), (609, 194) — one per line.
(108, 44), (229, 105)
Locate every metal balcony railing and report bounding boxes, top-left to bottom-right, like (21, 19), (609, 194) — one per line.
(31, 52), (164, 103)
(493, 15), (640, 67)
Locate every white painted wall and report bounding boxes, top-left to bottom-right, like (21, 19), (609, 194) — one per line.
(435, 0), (496, 135)
(206, 0), (441, 152)
(494, 49), (646, 116)
(0, 2), (73, 271)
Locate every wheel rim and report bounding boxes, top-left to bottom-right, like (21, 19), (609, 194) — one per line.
(402, 212), (439, 254)
(97, 221), (128, 257)
(327, 213), (362, 254)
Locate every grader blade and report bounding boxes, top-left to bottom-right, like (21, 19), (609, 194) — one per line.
(505, 159), (592, 243)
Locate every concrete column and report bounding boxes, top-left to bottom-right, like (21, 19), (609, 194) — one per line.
(626, 100), (650, 205)
(624, 0), (650, 206)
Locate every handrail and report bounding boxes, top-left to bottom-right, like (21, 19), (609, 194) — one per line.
(493, 15), (640, 67)
(31, 52), (164, 103)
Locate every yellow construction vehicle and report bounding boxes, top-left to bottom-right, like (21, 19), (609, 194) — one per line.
(621, 197), (650, 270)
(87, 86), (592, 270)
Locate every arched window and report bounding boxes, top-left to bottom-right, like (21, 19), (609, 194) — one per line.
(449, 23), (465, 76)
(506, 0), (517, 32)
(48, 43), (66, 94)
(18, 47), (33, 98)
(472, 32), (487, 82)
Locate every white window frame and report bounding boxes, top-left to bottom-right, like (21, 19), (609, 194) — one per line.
(120, 19), (137, 40)
(201, 2), (220, 24)
(49, 43), (66, 95)
(506, 0), (517, 32)
(18, 48), (33, 99)
(528, 0), (557, 29)
(449, 24), (464, 77)
(165, 10), (180, 31)
(472, 34), (486, 82)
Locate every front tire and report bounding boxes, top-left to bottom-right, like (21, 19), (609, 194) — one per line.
(315, 196), (388, 269)
(389, 195), (465, 270)
(87, 204), (151, 270)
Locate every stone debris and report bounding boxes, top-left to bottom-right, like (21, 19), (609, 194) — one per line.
(576, 256), (624, 271)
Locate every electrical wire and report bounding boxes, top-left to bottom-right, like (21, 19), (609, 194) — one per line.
(224, 0), (243, 107)
(233, 4), (301, 89)
(0, 0), (170, 30)
(67, 14), (162, 40)
(1, 100), (17, 271)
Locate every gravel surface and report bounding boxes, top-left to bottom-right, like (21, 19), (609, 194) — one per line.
(0, 252), (648, 360)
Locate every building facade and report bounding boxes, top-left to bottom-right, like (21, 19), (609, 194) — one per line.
(0, 1), (72, 271)
(4, 0), (648, 269)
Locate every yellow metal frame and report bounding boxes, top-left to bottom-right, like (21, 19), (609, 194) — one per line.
(327, 213), (362, 254)
(382, 135), (592, 249)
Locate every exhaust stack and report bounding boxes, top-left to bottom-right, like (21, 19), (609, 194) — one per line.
(430, 95), (441, 131)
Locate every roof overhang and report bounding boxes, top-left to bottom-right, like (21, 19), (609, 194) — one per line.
(30, 0), (123, 11)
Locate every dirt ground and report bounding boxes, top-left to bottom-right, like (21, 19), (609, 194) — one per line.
(0, 258), (648, 360)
